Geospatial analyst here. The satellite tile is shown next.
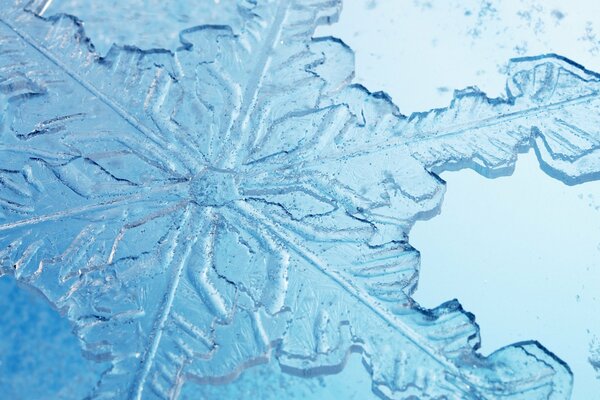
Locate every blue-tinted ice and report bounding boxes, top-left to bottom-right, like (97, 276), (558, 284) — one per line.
(1, 0), (599, 398)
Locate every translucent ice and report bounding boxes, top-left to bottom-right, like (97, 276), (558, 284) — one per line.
(42, 0), (243, 55)
(403, 55), (600, 185)
(2, 0), (599, 399)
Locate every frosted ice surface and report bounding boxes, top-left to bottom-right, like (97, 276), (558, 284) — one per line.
(1, 0), (599, 399)
(43, 0), (243, 55)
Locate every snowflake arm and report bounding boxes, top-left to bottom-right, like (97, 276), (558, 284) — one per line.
(0, 1), (575, 399)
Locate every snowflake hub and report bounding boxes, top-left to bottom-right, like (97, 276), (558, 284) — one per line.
(190, 168), (240, 207)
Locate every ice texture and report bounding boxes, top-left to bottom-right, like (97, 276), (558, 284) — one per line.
(41, 0), (243, 55)
(1, 0), (597, 398)
(403, 55), (600, 185)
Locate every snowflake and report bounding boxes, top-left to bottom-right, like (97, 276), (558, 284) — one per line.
(2, 0), (598, 398)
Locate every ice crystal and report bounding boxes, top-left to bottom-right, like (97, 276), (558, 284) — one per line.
(42, 0), (243, 54)
(404, 55), (600, 185)
(3, 0), (599, 398)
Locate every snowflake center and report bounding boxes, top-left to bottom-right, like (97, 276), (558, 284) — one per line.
(190, 168), (240, 207)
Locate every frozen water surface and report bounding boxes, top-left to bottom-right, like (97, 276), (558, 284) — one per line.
(1, 0), (600, 398)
